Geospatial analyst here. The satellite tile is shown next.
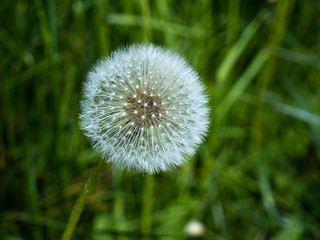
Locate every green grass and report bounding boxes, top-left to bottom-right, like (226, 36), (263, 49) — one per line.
(1, 0), (320, 239)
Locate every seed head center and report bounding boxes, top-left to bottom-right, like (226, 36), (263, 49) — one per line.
(124, 89), (166, 128)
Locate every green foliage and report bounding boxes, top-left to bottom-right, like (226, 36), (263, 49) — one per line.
(1, 0), (320, 239)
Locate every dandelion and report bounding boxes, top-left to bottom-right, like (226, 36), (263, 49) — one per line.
(184, 219), (205, 238)
(80, 44), (209, 173)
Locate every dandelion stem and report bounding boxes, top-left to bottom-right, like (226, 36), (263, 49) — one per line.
(61, 159), (105, 240)
(141, 174), (154, 235)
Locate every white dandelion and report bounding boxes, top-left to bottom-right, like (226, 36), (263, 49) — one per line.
(79, 44), (209, 173)
(184, 220), (205, 238)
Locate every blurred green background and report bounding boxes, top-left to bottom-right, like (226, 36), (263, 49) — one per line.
(1, 0), (320, 239)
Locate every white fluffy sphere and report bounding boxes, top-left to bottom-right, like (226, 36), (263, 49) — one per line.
(184, 220), (205, 237)
(80, 44), (209, 173)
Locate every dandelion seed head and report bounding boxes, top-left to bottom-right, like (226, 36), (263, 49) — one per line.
(184, 220), (205, 238)
(80, 44), (210, 173)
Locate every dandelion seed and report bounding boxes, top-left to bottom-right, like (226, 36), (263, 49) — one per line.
(79, 44), (209, 173)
